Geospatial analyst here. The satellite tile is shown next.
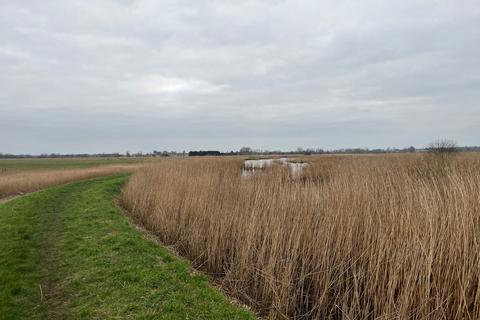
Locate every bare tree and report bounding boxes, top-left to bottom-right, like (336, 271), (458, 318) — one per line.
(239, 147), (253, 155)
(426, 139), (458, 155)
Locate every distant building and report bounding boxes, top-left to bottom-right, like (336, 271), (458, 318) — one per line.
(188, 151), (222, 156)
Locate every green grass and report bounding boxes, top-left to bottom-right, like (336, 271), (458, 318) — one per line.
(0, 175), (256, 319)
(0, 157), (141, 173)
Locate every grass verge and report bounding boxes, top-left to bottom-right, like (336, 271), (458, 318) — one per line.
(0, 175), (255, 319)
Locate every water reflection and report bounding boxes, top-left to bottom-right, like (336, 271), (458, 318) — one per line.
(242, 158), (307, 177)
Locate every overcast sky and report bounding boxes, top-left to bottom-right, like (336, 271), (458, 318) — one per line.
(1, 0), (479, 153)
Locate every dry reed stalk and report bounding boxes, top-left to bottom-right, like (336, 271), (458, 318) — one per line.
(0, 164), (138, 199)
(121, 154), (480, 319)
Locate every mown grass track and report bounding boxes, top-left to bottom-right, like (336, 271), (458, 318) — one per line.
(0, 175), (255, 319)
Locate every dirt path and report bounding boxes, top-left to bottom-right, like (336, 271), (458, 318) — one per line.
(0, 194), (21, 204)
(39, 190), (66, 320)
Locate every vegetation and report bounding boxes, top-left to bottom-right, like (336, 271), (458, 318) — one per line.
(426, 139), (458, 155)
(0, 164), (139, 199)
(0, 157), (140, 173)
(121, 154), (480, 319)
(0, 175), (255, 319)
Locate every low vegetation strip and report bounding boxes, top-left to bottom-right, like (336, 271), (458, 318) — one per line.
(0, 157), (140, 173)
(0, 175), (255, 319)
(121, 154), (480, 319)
(0, 164), (138, 199)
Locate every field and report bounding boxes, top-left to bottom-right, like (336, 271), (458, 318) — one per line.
(0, 157), (140, 173)
(121, 153), (480, 319)
(0, 158), (142, 199)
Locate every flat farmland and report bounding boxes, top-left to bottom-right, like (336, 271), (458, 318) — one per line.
(0, 157), (141, 173)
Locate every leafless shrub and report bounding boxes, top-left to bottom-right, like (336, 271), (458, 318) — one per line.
(426, 139), (458, 155)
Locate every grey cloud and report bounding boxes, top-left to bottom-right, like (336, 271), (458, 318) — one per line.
(1, 0), (479, 153)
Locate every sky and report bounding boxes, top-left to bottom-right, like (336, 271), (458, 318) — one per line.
(1, 0), (479, 154)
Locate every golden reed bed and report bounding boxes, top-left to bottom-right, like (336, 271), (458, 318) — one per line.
(121, 154), (480, 319)
(0, 164), (138, 200)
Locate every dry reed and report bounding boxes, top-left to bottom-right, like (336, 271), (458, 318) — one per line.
(121, 154), (480, 319)
(0, 164), (138, 199)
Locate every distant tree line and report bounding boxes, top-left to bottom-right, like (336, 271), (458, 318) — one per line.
(1, 141), (479, 159)
(174, 143), (478, 156)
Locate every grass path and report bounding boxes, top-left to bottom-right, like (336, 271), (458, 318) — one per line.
(0, 175), (255, 319)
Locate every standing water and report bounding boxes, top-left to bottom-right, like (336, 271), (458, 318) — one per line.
(242, 158), (307, 177)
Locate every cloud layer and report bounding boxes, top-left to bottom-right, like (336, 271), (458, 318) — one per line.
(1, 0), (479, 153)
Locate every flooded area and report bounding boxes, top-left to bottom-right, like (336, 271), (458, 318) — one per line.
(242, 158), (308, 177)
(244, 158), (275, 169)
